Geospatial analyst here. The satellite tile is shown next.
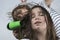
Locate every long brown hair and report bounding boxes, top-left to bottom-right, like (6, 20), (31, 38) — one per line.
(29, 5), (58, 40)
(12, 5), (30, 21)
(11, 5), (31, 39)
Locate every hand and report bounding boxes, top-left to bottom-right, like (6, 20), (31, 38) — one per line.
(21, 0), (27, 3)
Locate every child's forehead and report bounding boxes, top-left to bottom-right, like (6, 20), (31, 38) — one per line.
(16, 8), (28, 12)
(32, 7), (42, 10)
(32, 7), (42, 12)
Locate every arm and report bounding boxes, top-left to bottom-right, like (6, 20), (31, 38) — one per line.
(44, 0), (53, 7)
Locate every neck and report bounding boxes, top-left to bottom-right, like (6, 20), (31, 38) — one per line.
(33, 23), (47, 40)
(35, 29), (46, 40)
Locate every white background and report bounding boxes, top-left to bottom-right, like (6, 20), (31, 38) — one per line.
(0, 0), (60, 40)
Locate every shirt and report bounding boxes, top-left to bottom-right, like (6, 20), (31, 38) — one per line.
(40, 0), (60, 39)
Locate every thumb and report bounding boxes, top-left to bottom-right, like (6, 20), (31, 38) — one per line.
(21, 0), (27, 3)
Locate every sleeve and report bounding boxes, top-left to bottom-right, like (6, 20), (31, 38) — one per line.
(50, 8), (60, 38)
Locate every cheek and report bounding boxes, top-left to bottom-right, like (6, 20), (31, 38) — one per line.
(41, 17), (46, 22)
(31, 19), (35, 29)
(31, 19), (34, 26)
(31, 19), (38, 29)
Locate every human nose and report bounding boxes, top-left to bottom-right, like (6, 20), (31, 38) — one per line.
(35, 16), (40, 20)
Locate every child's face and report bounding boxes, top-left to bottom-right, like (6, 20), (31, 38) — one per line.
(13, 8), (29, 39)
(14, 8), (28, 20)
(31, 7), (47, 32)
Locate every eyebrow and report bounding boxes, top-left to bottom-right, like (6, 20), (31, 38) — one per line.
(31, 12), (35, 17)
(24, 10), (28, 13)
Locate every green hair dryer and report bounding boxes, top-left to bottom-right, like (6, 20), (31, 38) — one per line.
(7, 21), (21, 30)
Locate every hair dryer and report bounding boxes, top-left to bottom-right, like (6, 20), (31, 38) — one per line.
(7, 21), (21, 30)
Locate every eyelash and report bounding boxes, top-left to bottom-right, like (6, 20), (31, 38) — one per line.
(39, 12), (44, 16)
(31, 12), (44, 18)
(39, 14), (44, 16)
(31, 15), (35, 18)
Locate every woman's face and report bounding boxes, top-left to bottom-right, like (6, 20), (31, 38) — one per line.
(31, 7), (47, 32)
(14, 8), (28, 20)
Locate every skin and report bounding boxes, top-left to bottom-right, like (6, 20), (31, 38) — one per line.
(21, 0), (27, 2)
(45, 0), (53, 7)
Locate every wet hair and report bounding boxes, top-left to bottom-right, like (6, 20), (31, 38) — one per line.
(12, 5), (30, 21)
(11, 5), (31, 39)
(13, 13), (31, 39)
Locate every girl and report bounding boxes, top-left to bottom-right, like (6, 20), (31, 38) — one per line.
(7, 5), (31, 40)
(30, 5), (58, 40)
(17, 5), (58, 40)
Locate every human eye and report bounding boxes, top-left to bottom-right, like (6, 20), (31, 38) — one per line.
(24, 11), (28, 14)
(40, 14), (44, 16)
(39, 12), (44, 16)
(16, 11), (21, 15)
(31, 13), (35, 18)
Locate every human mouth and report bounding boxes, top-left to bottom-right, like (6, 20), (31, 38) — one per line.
(34, 21), (42, 26)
